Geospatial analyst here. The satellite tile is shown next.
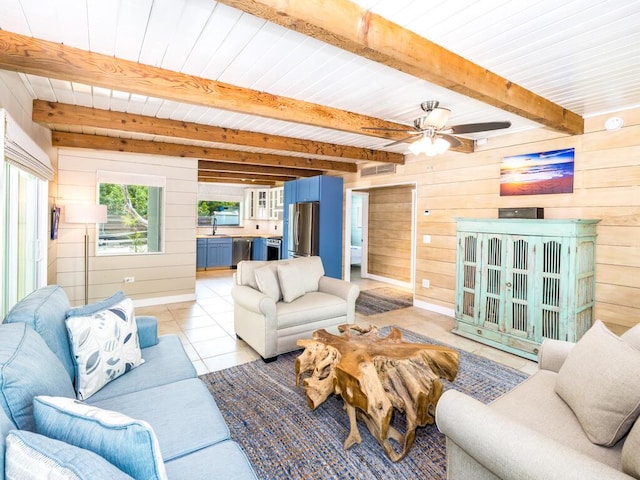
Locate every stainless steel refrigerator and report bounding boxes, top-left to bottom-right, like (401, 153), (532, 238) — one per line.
(287, 202), (319, 257)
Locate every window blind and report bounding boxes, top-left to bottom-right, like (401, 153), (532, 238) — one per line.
(1, 109), (53, 181)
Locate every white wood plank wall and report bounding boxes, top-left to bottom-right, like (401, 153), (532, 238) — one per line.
(56, 149), (197, 306)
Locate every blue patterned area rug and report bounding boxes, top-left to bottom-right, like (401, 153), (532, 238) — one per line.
(355, 287), (413, 316)
(199, 327), (529, 480)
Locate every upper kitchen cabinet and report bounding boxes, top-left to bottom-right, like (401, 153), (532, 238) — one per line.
(245, 187), (284, 220)
(244, 188), (269, 220)
(268, 187), (284, 220)
(296, 176), (321, 202)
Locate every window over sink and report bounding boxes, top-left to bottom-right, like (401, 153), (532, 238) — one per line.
(197, 200), (241, 227)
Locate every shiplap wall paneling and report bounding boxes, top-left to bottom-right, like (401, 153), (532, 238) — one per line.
(56, 149), (197, 306)
(366, 185), (413, 283)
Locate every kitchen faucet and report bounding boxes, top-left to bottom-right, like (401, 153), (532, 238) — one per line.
(211, 213), (217, 235)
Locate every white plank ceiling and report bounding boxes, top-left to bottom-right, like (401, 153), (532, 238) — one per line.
(1, 0), (639, 160)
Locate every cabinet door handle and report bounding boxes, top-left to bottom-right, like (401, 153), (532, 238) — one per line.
(505, 282), (512, 288)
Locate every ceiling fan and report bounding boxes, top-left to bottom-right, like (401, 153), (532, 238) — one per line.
(363, 100), (511, 155)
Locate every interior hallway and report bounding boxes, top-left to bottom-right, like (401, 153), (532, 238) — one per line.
(136, 267), (538, 376)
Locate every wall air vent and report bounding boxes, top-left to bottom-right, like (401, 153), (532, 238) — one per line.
(360, 163), (396, 177)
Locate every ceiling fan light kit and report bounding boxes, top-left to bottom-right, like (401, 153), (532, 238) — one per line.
(408, 135), (451, 156)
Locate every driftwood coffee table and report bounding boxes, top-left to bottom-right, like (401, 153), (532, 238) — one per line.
(295, 324), (459, 461)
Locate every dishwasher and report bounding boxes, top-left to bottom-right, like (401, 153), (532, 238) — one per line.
(231, 238), (253, 268)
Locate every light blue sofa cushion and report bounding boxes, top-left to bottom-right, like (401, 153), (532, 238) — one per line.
(91, 378), (230, 461)
(3, 285), (75, 381)
(0, 323), (75, 431)
(164, 440), (258, 480)
(0, 404), (17, 479)
(33, 396), (167, 480)
(5, 430), (133, 480)
(136, 315), (159, 348)
(65, 290), (126, 318)
(82, 334), (196, 403)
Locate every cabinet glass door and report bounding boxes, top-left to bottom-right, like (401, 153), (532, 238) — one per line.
(479, 235), (505, 330)
(257, 190), (267, 218)
(457, 233), (480, 321)
(537, 238), (563, 341)
(504, 236), (535, 338)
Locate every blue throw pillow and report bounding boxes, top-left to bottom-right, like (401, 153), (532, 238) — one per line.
(5, 430), (133, 480)
(0, 323), (75, 431)
(66, 291), (126, 318)
(33, 396), (167, 480)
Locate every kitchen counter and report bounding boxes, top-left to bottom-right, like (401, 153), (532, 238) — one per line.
(196, 234), (282, 239)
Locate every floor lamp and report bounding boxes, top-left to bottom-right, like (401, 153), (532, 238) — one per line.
(65, 204), (108, 305)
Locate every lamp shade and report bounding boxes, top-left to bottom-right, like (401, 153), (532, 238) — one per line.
(65, 204), (108, 224)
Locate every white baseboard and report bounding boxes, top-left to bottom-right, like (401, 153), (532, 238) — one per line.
(364, 273), (412, 290)
(413, 299), (455, 317)
(132, 293), (196, 308)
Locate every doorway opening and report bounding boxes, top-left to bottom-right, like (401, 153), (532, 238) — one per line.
(345, 183), (416, 292)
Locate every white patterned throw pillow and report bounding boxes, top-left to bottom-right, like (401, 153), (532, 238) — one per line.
(65, 297), (144, 400)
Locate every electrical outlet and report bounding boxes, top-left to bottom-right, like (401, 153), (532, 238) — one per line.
(124, 277), (135, 283)
(422, 234), (431, 244)
(422, 279), (430, 288)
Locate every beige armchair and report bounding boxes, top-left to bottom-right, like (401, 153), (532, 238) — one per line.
(231, 256), (360, 361)
(435, 321), (640, 480)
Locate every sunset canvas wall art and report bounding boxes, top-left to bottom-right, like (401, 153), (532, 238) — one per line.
(500, 148), (575, 196)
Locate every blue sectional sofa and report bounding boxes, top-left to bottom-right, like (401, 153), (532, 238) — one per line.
(0, 285), (257, 479)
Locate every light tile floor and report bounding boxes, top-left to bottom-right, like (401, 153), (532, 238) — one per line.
(136, 268), (538, 376)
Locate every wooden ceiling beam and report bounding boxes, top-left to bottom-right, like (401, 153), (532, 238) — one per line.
(0, 31), (412, 143)
(199, 170), (294, 182)
(51, 132), (358, 173)
(217, 0), (584, 135)
(32, 100), (404, 164)
(198, 160), (321, 177)
(198, 177), (276, 186)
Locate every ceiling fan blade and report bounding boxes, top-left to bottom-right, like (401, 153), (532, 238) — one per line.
(448, 121), (511, 135)
(384, 136), (420, 147)
(362, 126), (415, 133)
(440, 134), (462, 148)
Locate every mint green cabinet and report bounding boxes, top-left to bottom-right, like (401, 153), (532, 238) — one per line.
(454, 218), (599, 360)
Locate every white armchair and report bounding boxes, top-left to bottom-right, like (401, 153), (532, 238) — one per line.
(231, 256), (360, 361)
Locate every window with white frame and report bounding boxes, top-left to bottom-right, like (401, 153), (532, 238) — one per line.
(97, 171), (165, 255)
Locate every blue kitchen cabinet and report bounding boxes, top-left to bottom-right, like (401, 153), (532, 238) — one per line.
(197, 237), (232, 269)
(295, 176), (320, 202)
(252, 237), (267, 260)
(283, 175), (343, 279)
(196, 238), (207, 268)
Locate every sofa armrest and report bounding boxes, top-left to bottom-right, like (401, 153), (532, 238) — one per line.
(231, 285), (276, 317)
(538, 338), (575, 373)
(136, 315), (159, 348)
(318, 277), (360, 303)
(436, 389), (631, 480)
